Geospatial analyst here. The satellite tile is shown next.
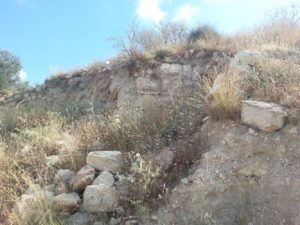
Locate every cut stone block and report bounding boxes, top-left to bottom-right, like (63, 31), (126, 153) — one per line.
(87, 151), (123, 172)
(241, 100), (288, 132)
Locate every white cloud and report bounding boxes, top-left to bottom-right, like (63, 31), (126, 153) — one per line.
(16, 0), (27, 4)
(136, 0), (167, 23)
(18, 70), (28, 81)
(175, 4), (200, 23)
(203, 0), (300, 4)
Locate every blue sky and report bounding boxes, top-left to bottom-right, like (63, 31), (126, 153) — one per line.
(1, 0), (299, 85)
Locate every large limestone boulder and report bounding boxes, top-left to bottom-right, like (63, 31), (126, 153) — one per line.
(83, 184), (119, 213)
(53, 192), (81, 214)
(86, 151), (123, 172)
(71, 165), (95, 192)
(241, 100), (288, 132)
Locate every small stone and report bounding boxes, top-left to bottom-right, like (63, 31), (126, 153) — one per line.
(65, 212), (93, 225)
(238, 163), (267, 177)
(116, 206), (125, 216)
(53, 192), (81, 214)
(93, 222), (104, 225)
(110, 218), (120, 225)
(21, 145), (31, 154)
(181, 178), (189, 185)
(154, 147), (175, 170)
(71, 165), (95, 192)
(87, 151), (123, 172)
(93, 170), (115, 187)
(203, 116), (210, 122)
(151, 215), (158, 221)
(248, 128), (256, 135)
(125, 220), (139, 225)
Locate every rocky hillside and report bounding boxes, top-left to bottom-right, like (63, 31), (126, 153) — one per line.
(11, 98), (300, 225)
(1, 19), (300, 224)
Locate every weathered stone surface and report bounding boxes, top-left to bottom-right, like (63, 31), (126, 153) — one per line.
(160, 63), (182, 76)
(86, 151), (123, 172)
(115, 175), (132, 201)
(109, 218), (121, 225)
(136, 76), (160, 94)
(54, 169), (75, 195)
(83, 184), (119, 213)
(65, 212), (94, 225)
(92, 170), (115, 187)
(156, 120), (300, 225)
(207, 72), (226, 98)
(1, 52), (225, 110)
(53, 192), (81, 214)
(125, 220), (139, 225)
(71, 165), (95, 192)
(238, 163), (267, 177)
(154, 147), (175, 170)
(93, 222), (104, 225)
(241, 100), (288, 132)
(229, 50), (260, 74)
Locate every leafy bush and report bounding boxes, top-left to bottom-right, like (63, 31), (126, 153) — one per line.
(0, 49), (30, 93)
(0, 50), (22, 91)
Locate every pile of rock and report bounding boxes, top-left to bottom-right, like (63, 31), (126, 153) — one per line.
(16, 151), (126, 225)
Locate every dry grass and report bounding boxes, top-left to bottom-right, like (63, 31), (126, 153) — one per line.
(226, 6), (300, 52)
(0, 144), (63, 225)
(205, 71), (242, 120)
(72, 96), (204, 154)
(0, 106), (83, 224)
(7, 185), (63, 225)
(242, 57), (300, 107)
(51, 60), (104, 80)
